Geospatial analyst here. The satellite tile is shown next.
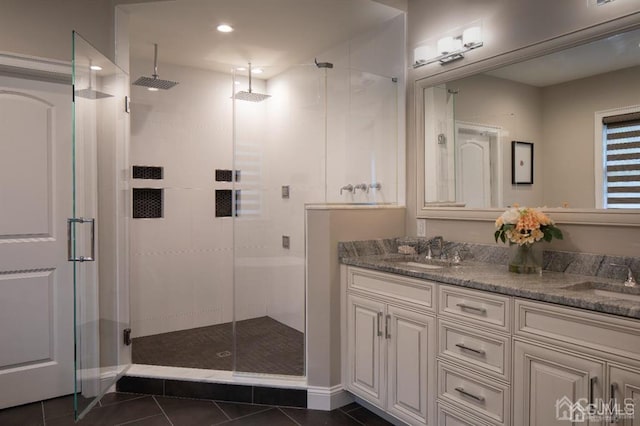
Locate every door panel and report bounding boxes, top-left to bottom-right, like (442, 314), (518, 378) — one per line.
(456, 133), (491, 208)
(609, 365), (640, 426)
(0, 71), (74, 409)
(387, 305), (434, 425)
(347, 293), (385, 407)
(72, 32), (130, 420)
(514, 340), (605, 426)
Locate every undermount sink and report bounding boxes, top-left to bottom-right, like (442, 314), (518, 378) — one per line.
(390, 258), (452, 271)
(397, 261), (444, 271)
(561, 281), (640, 303)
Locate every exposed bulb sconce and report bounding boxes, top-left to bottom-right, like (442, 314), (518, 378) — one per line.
(413, 24), (483, 68)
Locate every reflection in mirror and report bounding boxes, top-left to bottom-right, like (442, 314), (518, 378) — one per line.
(423, 27), (640, 210)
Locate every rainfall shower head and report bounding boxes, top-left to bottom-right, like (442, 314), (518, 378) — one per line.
(314, 58), (334, 69)
(74, 88), (113, 99)
(233, 62), (270, 102)
(133, 44), (178, 90)
(74, 61), (113, 100)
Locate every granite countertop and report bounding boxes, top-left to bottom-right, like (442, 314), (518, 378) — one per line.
(341, 254), (640, 320)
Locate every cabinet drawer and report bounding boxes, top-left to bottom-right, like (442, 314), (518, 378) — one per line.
(348, 267), (435, 311)
(439, 285), (510, 332)
(438, 361), (510, 426)
(515, 299), (640, 360)
(438, 401), (494, 426)
(439, 319), (511, 382)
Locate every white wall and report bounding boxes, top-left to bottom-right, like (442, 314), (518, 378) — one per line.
(451, 74), (544, 207)
(0, 0), (115, 62)
(542, 65), (640, 208)
(406, 0), (640, 256)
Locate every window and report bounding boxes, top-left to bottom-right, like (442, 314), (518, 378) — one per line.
(602, 111), (640, 209)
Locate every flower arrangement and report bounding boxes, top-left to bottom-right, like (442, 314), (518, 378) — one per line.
(494, 205), (563, 246)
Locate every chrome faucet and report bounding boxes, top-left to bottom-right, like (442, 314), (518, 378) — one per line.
(353, 183), (369, 193)
(611, 264), (638, 287)
(340, 184), (353, 195)
(427, 236), (446, 260)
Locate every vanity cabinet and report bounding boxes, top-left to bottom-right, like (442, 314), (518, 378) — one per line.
(609, 365), (640, 426)
(513, 340), (605, 426)
(342, 265), (640, 426)
(437, 285), (512, 426)
(513, 299), (640, 426)
(343, 267), (437, 426)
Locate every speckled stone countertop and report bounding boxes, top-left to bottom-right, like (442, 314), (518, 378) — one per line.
(339, 239), (640, 320)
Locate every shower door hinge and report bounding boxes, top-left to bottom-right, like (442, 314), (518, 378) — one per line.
(125, 96), (130, 113)
(123, 328), (132, 346)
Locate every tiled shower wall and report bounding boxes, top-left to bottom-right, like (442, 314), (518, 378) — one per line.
(129, 61), (237, 337)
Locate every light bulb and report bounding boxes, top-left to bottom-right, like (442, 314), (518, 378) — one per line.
(147, 87), (159, 92)
(463, 26), (482, 47)
(251, 68), (263, 74)
(414, 45), (433, 63)
(90, 65), (102, 71)
(216, 24), (233, 33)
(437, 36), (455, 55)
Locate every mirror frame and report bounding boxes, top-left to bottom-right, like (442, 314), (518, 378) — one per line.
(415, 16), (640, 227)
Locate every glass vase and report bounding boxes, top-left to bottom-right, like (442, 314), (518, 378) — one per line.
(508, 243), (542, 274)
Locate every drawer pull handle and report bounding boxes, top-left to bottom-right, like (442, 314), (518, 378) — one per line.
(456, 303), (487, 314)
(455, 386), (485, 403)
(377, 312), (383, 337)
(455, 343), (486, 356)
(385, 314), (391, 339)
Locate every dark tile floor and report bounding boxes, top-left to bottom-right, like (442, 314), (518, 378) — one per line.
(0, 393), (393, 426)
(132, 316), (304, 376)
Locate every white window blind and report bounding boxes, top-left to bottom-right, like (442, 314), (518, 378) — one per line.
(603, 112), (640, 208)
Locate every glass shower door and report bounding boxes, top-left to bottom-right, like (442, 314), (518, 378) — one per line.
(232, 64), (325, 376)
(72, 32), (130, 420)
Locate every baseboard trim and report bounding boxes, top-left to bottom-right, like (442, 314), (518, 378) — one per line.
(307, 385), (353, 411)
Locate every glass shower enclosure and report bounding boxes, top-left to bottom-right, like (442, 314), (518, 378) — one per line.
(72, 32), (130, 420)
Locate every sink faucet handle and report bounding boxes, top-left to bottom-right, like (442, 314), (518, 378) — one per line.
(425, 246), (433, 260)
(610, 263), (638, 287)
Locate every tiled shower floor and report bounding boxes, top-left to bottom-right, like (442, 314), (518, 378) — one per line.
(132, 316), (304, 376)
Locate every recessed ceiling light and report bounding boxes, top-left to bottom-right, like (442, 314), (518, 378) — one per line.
(251, 68), (263, 74)
(90, 65), (102, 71)
(147, 87), (159, 92)
(236, 67), (246, 71)
(217, 24), (234, 33)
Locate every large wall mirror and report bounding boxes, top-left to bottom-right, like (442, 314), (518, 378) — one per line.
(417, 24), (640, 225)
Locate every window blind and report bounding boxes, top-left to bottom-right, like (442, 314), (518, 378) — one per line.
(603, 112), (640, 208)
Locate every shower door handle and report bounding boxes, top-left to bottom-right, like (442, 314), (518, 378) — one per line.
(67, 218), (96, 262)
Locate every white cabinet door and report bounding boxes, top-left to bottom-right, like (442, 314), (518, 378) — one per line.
(387, 304), (435, 425)
(609, 364), (640, 426)
(346, 293), (385, 407)
(514, 340), (605, 426)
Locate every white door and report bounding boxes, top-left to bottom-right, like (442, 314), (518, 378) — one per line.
(346, 293), (385, 407)
(0, 74), (74, 408)
(513, 340), (605, 426)
(455, 132), (491, 208)
(386, 305), (435, 425)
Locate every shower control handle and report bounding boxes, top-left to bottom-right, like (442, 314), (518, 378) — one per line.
(353, 183), (369, 193)
(340, 184), (353, 195)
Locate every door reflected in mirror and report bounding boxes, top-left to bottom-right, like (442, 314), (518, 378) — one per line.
(423, 27), (640, 209)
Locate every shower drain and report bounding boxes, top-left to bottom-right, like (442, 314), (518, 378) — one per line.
(216, 351), (232, 358)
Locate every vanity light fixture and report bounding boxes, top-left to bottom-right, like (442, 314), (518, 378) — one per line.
(414, 24), (483, 68)
(89, 64), (102, 71)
